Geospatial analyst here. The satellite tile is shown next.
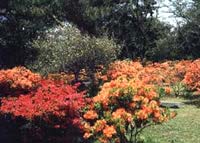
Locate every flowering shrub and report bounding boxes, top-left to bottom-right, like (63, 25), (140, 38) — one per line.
(103, 60), (181, 85)
(174, 60), (192, 80)
(82, 77), (176, 143)
(0, 80), (87, 130)
(2, 59), (200, 142)
(102, 60), (143, 81)
(102, 59), (200, 97)
(183, 59), (200, 93)
(0, 67), (41, 96)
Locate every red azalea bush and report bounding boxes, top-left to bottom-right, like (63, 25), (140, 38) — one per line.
(0, 79), (88, 142)
(0, 67), (41, 96)
(0, 79), (86, 128)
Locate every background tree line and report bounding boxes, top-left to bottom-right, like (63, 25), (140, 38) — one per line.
(0, 0), (200, 73)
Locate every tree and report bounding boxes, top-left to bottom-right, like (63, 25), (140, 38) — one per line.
(0, 0), (66, 68)
(63, 0), (159, 59)
(0, 0), (179, 68)
(171, 0), (200, 59)
(29, 24), (120, 81)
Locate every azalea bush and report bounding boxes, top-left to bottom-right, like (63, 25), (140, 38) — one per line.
(0, 79), (87, 142)
(101, 60), (143, 81)
(2, 58), (200, 142)
(101, 59), (200, 97)
(0, 67), (41, 96)
(82, 77), (176, 143)
(183, 59), (200, 94)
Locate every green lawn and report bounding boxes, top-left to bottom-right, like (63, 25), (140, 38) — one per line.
(141, 97), (200, 143)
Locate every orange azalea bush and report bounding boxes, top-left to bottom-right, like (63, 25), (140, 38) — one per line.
(183, 59), (200, 93)
(0, 67), (41, 96)
(103, 60), (182, 85)
(82, 77), (176, 143)
(101, 59), (200, 97)
(102, 60), (143, 80)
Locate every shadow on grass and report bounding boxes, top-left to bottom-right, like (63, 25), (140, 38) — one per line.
(183, 96), (200, 108)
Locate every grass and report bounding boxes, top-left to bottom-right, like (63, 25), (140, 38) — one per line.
(141, 97), (200, 143)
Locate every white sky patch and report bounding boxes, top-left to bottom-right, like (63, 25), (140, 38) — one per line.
(156, 0), (180, 26)
(157, 0), (194, 27)
(156, 0), (193, 27)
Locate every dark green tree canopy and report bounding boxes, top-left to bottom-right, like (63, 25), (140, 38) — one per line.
(171, 0), (200, 59)
(2, 0), (200, 69)
(63, 0), (159, 59)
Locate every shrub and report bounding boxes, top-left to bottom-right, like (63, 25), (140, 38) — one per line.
(0, 79), (86, 129)
(171, 82), (189, 97)
(0, 79), (88, 143)
(29, 24), (120, 80)
(101, 59), (200, 97)
(0, 67), (41, 96)
(183, 59), (200, 93)
(102, 60), (143, 80)
(82, 77), (176, 143)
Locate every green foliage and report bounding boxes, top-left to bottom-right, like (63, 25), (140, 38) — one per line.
(2, 0), (200, 69)
(28, 24), (120, 76)
(169, 0), (200, 60)
(157, 87), (166, 97)
(171, 82), (191, 97)
(0, 0), (65, 68)
(147, 20), (179, 61)
(63, 0), (159, 59)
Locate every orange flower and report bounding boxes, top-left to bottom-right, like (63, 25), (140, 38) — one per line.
(142, 97), (149, 104)
(146, 90), (158, 99)
(153, 110), (161, 118)
(110, 81), (116, 88)
(136, 110), (148, 120)
(133, 95), (143, 102)
(112, 108), (132, 122)
(103, 125), (116, 138)
(94, 120), (107, 132)
(83, 110), (98, 120)
(112, 108), (126, 119)
(165, 87), (171, 95)
(142, 105), (153, 114)
(83, 132), (92, 139)
(129, 102), (136, 108)
(149, 100), (158, 108)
